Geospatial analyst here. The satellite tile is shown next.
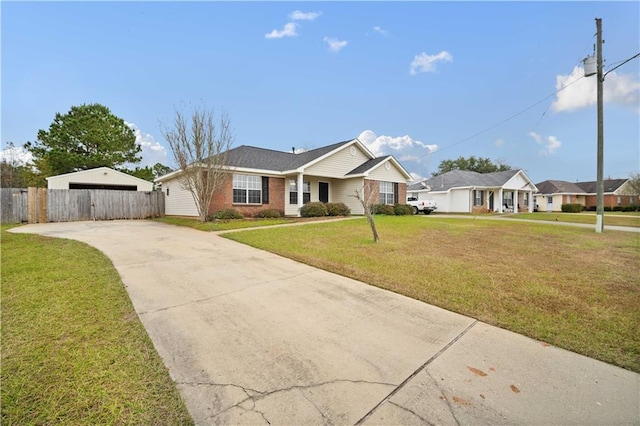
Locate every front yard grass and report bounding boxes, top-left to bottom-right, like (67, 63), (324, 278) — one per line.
(223, 216), (640, 372)
(505, 211), (640, 228)
(1, 226), (193, 425)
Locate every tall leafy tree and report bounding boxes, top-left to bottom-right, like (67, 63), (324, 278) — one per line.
(25, 104), (141, 176)
(432, 156), (512, 176)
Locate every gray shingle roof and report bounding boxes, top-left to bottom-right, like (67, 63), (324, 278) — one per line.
(225, 140), (353, 172)
(535, 179), (628, 194)
(535, 180), (586, 194)
(412, 169), (520, 192)
(346, 156), (389, 175)
(576, 179), (628, 194)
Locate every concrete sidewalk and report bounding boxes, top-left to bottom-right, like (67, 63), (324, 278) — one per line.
(11, 221), (639, 425)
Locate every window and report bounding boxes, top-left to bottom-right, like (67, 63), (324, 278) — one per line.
(289, 179), (310, 204)
(547, 196), (553, 204)
(233, 174), (262, 204)
(566, 195), (572, 203)
(473, 190), (484, 206)
(617, 196), (622, 205)
(504, 192), (513, 208)
(524, 193), (529, 207)
(379, 181), (394, 205)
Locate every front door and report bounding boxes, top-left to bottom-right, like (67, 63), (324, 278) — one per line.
(489, 193), (494, 211)
(319, 182), (329, 203)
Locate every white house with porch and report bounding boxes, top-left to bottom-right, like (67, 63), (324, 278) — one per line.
(408, 169), (538, 213)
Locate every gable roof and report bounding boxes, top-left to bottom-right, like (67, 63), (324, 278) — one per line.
(535, 178), (629, 194)
(576, 179), (628, 194)
(46, 166), (152, 186)
(535, 180), (586, 195)
(226, 140), (353, 172)
(414, 169), (521, 192)
(157, 138), (412, 182)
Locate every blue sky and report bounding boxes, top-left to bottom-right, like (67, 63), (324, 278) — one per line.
(2, 1), (639, 184)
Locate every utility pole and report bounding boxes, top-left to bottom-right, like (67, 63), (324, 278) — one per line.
(595, 17), (604, 233)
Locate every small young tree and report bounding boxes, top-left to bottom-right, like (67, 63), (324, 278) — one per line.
(161, 108), (235, 222)
(353, 180), (379, 242)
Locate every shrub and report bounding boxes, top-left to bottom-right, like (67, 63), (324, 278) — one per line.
(325, 202), (351, 216)
(212, 208), (244, 220)
(604, 206), (612, 212)
(371, 204), (395, 215)
(612, 206), (624, 212)
(561, 203), (584, 213)
(300, 202), (328, 217)
(394, 204), (414, 216)
(255, 209), (282, 218)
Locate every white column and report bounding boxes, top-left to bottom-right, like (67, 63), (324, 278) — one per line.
(297, 172), (303, 217)
(529, 191), (534, 212)
(498, 188), (504, 213)
(514, 190), (519, 214)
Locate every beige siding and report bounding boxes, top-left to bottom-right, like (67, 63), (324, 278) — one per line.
(332, 178), (365, 215)
(367, 162), (407, 182)
(164, 178), (199, 216)
(304, 144), (371, 177)
(47, 167), (153, 191)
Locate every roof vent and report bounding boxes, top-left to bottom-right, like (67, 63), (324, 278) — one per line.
(292, 147), (296, 154)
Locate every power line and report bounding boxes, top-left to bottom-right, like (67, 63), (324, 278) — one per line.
(424, 75), (585, 158)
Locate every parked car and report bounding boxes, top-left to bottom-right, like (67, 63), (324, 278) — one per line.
(407, 196), (437, 215)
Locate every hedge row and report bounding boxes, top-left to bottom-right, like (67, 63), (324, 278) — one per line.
(371, 203), (414, 216)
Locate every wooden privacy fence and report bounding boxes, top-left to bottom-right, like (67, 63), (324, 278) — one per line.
(1, 188), (165, 224)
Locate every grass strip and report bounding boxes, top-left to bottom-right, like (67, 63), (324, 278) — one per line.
(222, 216), (640, 372)
(503, 212), (640, 227)
(1, 226), (193, 425)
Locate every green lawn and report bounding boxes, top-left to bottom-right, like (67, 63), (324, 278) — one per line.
(154, 215), (350, 231)
(504, 211), (640, 227)
(222, 215), (640, 372)
(1, 226), (193, 425)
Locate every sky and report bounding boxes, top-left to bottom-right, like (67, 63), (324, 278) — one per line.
(2, 1), (639, 184)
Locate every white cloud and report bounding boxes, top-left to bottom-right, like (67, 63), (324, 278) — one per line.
(409, 171), (424, 182)
(290, 10), (322, 21)
(323, 36), (347, 52)
(551, 66), (640, 112)
(0, 144), (33, 166)
(529, 131), (561, 156)
(495, 138), (505, 148)
(125, 121), (168, 167)
(358, 130), (438, 157)
(373, 26), (389, 36)
(265, 22), (298, 39)
(409, 51), (452, 75)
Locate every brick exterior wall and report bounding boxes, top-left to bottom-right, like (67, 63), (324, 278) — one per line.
(209, 175), (286, 217)
(585, 194), (640, 209)
(364, 180), (407, 205)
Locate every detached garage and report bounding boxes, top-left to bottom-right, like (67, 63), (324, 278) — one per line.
(46, 167), (153, 191)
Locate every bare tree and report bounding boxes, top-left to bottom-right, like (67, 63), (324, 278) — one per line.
(353, 180), (379, 242)
(161, 108), (235, 222)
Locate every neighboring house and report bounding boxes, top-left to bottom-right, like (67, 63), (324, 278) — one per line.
(408, 169), (538, 213)
(156, 139), (412, 217)
(47, 167), (154, 191)
(535, 178), (639, 211)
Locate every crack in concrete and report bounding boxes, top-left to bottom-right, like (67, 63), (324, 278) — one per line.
(138, 270), (316, 315)
(426, 370), (461, 426)
(388, 401), (435, 426)
(300, 389), (334, 425)
(354, 320), (478, 425)
(182, 378), (395, 422)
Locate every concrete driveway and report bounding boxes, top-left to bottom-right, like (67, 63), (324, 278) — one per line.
(11, 220), (639, 425)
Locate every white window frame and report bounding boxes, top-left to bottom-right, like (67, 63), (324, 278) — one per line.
(379, 181), (394, 205)
(289, 179), (310, 204)
(233, 174), (262, 204)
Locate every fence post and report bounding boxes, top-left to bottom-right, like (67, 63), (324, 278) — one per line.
(27, 187), (37, 224)
(38, 188), (48, 223)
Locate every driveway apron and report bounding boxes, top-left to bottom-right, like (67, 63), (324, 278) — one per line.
(11, 220), (640, 425)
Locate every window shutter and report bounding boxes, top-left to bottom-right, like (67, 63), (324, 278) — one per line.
(393, 182), (399, 204)
(262, 177), (269, 204)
